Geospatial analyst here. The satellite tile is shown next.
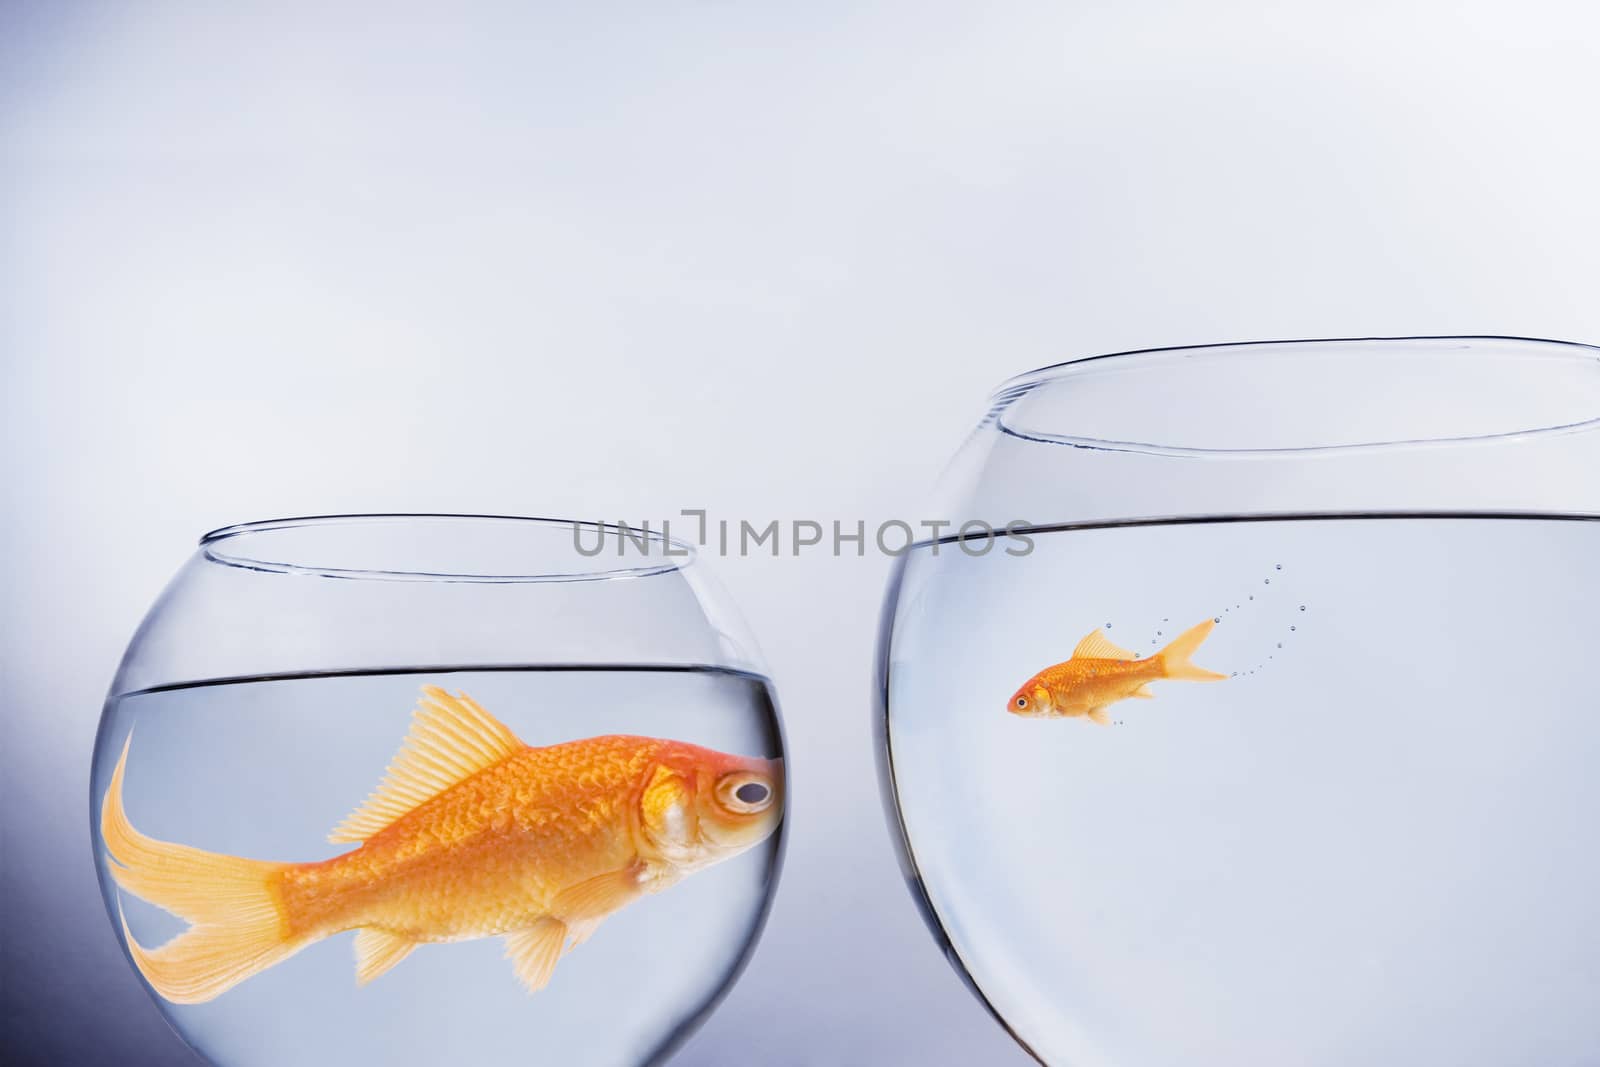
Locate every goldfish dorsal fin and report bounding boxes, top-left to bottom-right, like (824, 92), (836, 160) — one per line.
(328, 686), (526, 844)
(1072, 629), (1137, 661)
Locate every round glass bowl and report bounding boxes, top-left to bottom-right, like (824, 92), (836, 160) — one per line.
(92, 515), (786, 1067)
(877, 338), (1600, 1064)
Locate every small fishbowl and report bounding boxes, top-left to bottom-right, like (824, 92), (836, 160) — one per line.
(876, 338), (1600, 1064)
(91, 514), (786, 1067)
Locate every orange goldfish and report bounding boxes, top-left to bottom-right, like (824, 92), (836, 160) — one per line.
(101, 685), (784, 1004)
(1006, 619), (1226, 723)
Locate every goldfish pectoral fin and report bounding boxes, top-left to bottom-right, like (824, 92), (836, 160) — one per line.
(1129, 683), (1154, 699)
(329, 686), (528, 844)
(353, 928), (416, 986)
(565, 917), (604, 951)
(1073, 629), (1139, 662)
(505, 918), (568, 993)
(551, 866), (645, 920)
(1156, 619), (1227, 682)
(1086, 707), (1112, 725)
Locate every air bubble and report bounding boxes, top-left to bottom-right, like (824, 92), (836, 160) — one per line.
(1299, 605), (1306, 611)
(1277, 642), (1282, 648)
(1264, 578), (1271, 585)
(1214, 617), (1221, 623)
(1290, 625), (1296, 632)
(1248, 596), (1254, 601)
(1275, 563), (1282, 570)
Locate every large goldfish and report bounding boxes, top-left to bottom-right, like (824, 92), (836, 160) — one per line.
(101, 685), (784, 1004)
(1006, 619), (1226, 723)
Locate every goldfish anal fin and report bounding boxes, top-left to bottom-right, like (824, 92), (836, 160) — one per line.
(1130, 683), (1154, 699)
(353, 928), (416, 985)
(505, 917), (567, 993)
(1072, 629), (1138, 662)
(1085, 707), (1112, 725)
(329, 686), (527, 844)
(552, 865), (646, 921)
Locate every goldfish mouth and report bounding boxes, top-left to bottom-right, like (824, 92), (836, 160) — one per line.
(702, 808), (783, 852)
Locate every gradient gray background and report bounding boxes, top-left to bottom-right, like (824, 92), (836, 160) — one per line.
(5, 2), (1600, 1064)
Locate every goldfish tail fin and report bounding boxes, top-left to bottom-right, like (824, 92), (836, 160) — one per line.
(101, 734), (301, 1004)
(1157, 620), (1227, 682)
(117, 905), (301, 1006)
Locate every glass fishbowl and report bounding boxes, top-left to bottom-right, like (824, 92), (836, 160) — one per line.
(92, 515), (786, 1067)
(877, 338), (1600, 1064)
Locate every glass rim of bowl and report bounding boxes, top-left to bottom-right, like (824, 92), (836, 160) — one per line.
(988, 334), (1600, 459)
(199, 513), (695, 584)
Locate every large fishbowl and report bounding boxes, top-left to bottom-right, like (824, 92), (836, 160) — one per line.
(877, 338), (1600, 1064)
(91, 515), (786, 1066)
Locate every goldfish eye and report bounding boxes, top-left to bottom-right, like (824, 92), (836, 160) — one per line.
(716, 773), (774, 814)
(1015, 697), (1027, 708)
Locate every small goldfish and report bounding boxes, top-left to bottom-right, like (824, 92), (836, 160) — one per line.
(1006, 619), (1226, 723)
(101, 685), (783, 1004)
